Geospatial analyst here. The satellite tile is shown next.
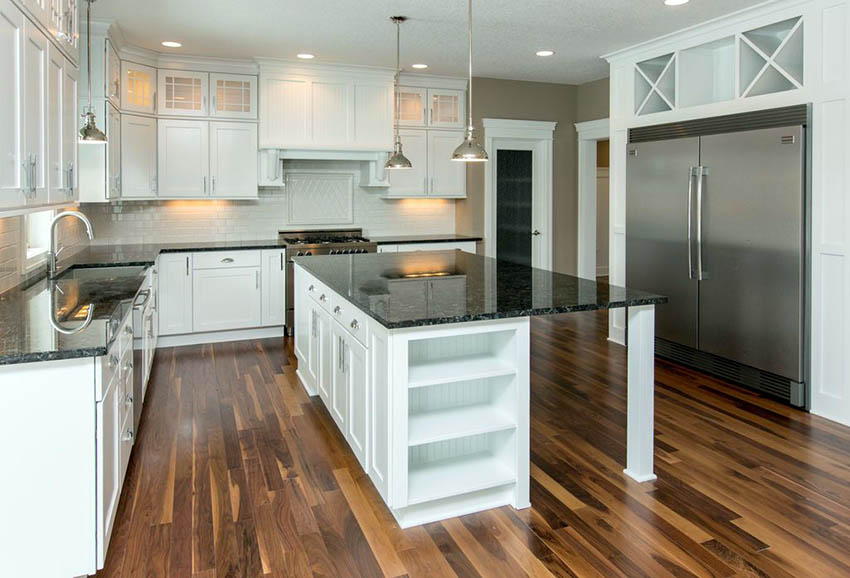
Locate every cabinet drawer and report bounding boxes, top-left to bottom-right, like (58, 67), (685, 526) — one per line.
(331, 294), (370, 347)
(118, 406), (134, 480)
(193, 250), (261, 270)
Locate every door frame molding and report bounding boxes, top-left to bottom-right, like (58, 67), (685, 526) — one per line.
(575, 118), (610, 281)
(482, 118), (557, 271)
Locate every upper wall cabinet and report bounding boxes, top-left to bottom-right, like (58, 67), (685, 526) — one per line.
(211, 73), (257, 119)
(397, 87), (465, 129)
(0, 0), (26, 210)
(633, 15), (805, 117)
(158, 69), (208, 117)
(105, 37), (120, 106)
(122, 61), (155, 114)
(259, 62), (394, 151)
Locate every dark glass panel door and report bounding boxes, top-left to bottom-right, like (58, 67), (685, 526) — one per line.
(496, 149), (533, 266)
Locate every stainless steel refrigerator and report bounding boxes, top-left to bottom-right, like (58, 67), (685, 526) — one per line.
(626, 106), (809, 406)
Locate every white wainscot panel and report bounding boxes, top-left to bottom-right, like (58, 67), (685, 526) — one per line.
(286, 171), (354, 225)
(814, 254), (847, 412)
(817, 100), (847, 246)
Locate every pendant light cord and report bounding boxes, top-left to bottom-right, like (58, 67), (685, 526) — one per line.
(467, 0), (473, 132)
(86, 0), (93, 115)
(394, 18), (400, 143)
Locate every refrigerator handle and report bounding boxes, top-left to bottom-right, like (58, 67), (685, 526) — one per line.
(688, 167), (695, 280)
(696, 166), (707, 281)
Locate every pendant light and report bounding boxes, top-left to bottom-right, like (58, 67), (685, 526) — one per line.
(385, 16), (412, 170)
(79, 0), (107, 143)
(452, 0), (488, 162)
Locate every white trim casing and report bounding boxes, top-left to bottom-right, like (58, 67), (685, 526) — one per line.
(482, 119), (557, 271)
(575, 119), (610, 282)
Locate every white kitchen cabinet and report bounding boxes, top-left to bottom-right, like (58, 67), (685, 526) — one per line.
(62, 58), (77, 199)
(259, 64), (393, 151)
(121, 114), (156, 198)
(23, 19), (47, 206)
(158, 69), (208, 117)
(317, 306), (332, 408)
(121, 61), (155, 114)
(386, 129), (427, 197)
(24, 0), (49, 31)
(428, 89), (465, 129)
(53, 0), (77, 63)
(158, 253), (193, 335)
(0, 0), (25, 210)
(96, 371), (120, 568)
(211, 72), (257, 119)
(105, 37), (120, 106)
(396, 86), (427, 127)
(106, 102), (120, 199)
(46, 42), (63, 203)
(192, 266), (262, 332)
(157, 118), (208, 197)
(345, 331), (368, 470)
(261, 248), (286, 327)
(209, 121), (257, 197)
(305, 302), (322, 389)
(428, 130), (466, 197)
(330, 320), (349, 432)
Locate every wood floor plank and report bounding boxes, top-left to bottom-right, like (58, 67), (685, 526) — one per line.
(96, 316), (850, 578)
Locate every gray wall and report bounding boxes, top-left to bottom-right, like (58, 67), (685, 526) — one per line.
(456, 76), (610, 275)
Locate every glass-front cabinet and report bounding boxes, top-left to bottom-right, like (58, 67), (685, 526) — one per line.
(121, 61), (156, 114)
(396, 87), (465, 129)
(210, 73), (257, 119)
(157, 70), (209, 116)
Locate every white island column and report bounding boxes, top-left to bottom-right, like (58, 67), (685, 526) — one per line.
(624, 304), (657, 482)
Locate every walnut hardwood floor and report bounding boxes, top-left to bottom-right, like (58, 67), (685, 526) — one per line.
(97, 311), (850, 578)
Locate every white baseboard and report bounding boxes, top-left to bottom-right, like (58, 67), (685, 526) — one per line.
(157, 326), (285, 348)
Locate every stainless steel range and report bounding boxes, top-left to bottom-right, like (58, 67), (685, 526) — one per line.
(281, 228), (377, 333)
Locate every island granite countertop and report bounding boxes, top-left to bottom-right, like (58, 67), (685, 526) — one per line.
(294, 250), (666, 329)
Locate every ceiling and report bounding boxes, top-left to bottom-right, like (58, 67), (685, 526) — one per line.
(92, 0), (767, 85)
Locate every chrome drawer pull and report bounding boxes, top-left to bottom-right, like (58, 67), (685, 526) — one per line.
(221, 257), (234, 263)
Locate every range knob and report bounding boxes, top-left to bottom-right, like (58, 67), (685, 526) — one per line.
(305, 251), (313, 256)
(329, 249), (336, 255)
(296, 251), (303, 257)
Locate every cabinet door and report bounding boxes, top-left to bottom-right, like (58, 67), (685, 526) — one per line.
(294, 271), (310, 363)
(121, 61), (156, 114)
(317, 308), (331, 408)
(428, 89), (465, 128)
(158, 253), (193, 335)
(96, 376), (121, 567)
(192, 267), (262, 332)
(386, 129), (427, 197)
(62, 59), (77, 200)
(261, 249), (285, 327)
(0, 0), (25, 209)
(396, 86), (427, 127)
(23, 20), (47, 205)
(157, 119), (208, 197)
(346, 336), (368, 470)
(329, 323), (348, 431)
(59, 0), (78, 60)
(121, 114), (157, 198)
(209, 121), (257, 197)
(158, 69), (208, 116)
(105, 39), (120, 106)
(428, 130), (466, 197)
(47, 44), (64, 203)
(24, 0), (49, 30)
(211, 73), (257, 119)
(306, 304), (321, 388)
(106, 102), (120, 199)
(259, 74), (310, 148)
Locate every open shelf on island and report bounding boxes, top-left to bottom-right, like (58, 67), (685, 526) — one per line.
(407, 451), (516, 506)
(408, 404), (516, 446)
(408, 354), (516, 388)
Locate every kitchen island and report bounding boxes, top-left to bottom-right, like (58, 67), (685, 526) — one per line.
(293, 250), (665, 528)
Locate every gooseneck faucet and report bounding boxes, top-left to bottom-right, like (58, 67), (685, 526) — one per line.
(48, 211), (94, 278)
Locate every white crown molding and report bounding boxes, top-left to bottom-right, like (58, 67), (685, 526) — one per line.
(575, 118), (609, 141)
(397, 73), (467, 90)
(256, 58), (395, 80)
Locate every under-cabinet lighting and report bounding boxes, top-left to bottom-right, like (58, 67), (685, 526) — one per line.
(412, 63), (428, 69)
(297, 53), (316, 59)
(664, 0), (689, 5)
(535, 50), (554, 57)
(161, 41), (182, 48)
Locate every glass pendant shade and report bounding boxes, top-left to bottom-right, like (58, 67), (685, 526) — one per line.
(386, 140), (412, 169)
(79, 111), (107, 142)
(452, 129), (488, 162)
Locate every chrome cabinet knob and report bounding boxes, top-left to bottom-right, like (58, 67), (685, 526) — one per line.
(350, 320), (360, 330)
(123, 429), (134, 441)
(308, 284), (315, 292)
(125, 325), (133, 335)
(333, 306), (341, 315)
(108, 355), (118, 368)
(319, 294), (327, 302)
(532, 229), (541, 236)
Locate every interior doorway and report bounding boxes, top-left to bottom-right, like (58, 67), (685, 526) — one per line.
(483, 119), (557, 271)
(596, 140), (610, 280)
(575, 118), (610, 281)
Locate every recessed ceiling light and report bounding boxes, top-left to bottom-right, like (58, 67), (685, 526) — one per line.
(161, 41), (182, 48)
(412, 63), (428, 69)
(297, 53), (315, 59)
(536, 50), (555, 57)
(664, 0), (689, 5)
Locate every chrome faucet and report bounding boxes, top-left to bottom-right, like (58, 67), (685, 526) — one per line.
(48, 211), (94, 278)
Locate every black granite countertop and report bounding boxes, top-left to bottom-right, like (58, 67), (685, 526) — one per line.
(367, 234), (482, 245)
(0, 265), (148, 365)
(294, 250), (666, 329)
